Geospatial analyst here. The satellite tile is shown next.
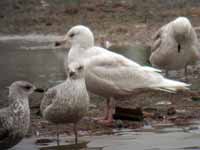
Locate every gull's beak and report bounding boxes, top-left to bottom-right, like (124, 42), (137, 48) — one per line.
(69, 71), (76, 77)
(34, 88), (45, 93)
(55, 40), (65, 47)
(54, 35), (69, 47)
(63, 34), (69, 41)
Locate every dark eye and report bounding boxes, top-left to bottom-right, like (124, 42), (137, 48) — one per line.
(69, 33), (75, 38)
(23, 85), (32, 90)
(78, 65), (83, 70)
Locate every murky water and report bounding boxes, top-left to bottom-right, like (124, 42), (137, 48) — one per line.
(0, 35), (66, 107)
(13, 126), (200, 150)
(0, 35), (200, 150)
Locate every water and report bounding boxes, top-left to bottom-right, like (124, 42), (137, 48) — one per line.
(0, 35), (66, 107)
(13, 127), (200, 150)
(0, 34), (200, 150)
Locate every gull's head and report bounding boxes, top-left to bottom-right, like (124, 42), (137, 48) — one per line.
(8, 81), (44, 97)
(172, 17), (192, 41)
(68, 62), (85, 80)
(65, 25), (94, 48)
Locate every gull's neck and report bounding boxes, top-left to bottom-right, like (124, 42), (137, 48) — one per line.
(9, 92), (28, 104)
(8, 94), (30, 117)
(71, 44), (86, 52)
(8, 94), (30, 130)
(68, 44), (90, 64)
(71, 42), (94, 50)
(70, 77), (87, 92)
(68, 76), (86, 83)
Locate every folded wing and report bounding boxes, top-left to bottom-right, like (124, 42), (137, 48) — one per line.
(85, 52), (189, 95)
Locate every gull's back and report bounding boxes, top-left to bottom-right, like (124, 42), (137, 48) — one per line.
(67, 25), (189, 99)
(41, 78), (89, 124)
(0, 97), (30, 149)
(68, 46), (163, 97)
(150, 17), (200, 70)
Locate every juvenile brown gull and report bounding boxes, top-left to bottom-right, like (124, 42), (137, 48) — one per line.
(0, 81), (44, 149)
(40, 62), (90, 145)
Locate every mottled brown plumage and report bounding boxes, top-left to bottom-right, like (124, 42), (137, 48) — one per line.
(0, 81), (43, 149)
(40, 62), (89, 144)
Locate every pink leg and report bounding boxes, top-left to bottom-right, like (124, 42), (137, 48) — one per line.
(98, 98), (114, 126)
(93, 98), (110, 121)
(104, 98), (110, 120)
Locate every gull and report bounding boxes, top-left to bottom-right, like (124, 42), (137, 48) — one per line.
(58, 25), (190, 125)
(40, 62), (89, 145)
(150, 17), (200, 78)
(0, 81), (43, 149)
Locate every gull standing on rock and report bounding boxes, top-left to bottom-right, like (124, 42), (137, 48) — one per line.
(150, 17), (200, 78)
(40, 62), (89, 145)
(0, 81), (44, 149)
(57, 25), (190, 125)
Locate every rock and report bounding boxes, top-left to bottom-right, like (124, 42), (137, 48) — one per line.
(89, 103), (97, 109)
(35, 138), (54, 145)
(143, 107), (158, 118)
(115, 120), (124, 129)
(64, 6), (79, 15)
(45, 22), (52, 26)
(143, 111), (155, 118)
(113, 107), (143, 121)
(191, 96), (200, 102)
(156, 100), (172, 105)
(167, 107), (176, 116)
(176, 109), (187, 114)
(154, 112), (165, 120)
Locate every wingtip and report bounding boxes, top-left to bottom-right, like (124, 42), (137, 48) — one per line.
(143, 66), (162, 73)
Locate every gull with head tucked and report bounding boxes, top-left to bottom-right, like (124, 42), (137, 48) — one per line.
(150, 17), (200, 78)
(61, 25), (190, 125)
(0, 81), (43, 149)
(40, 62), (89, 145)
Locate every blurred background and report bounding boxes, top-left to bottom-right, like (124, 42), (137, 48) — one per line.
(0, 0), (200, 38)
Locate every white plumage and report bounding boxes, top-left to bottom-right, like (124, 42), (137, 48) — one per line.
(65, 25), (190, 124)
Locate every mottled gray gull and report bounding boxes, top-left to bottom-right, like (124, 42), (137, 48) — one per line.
(150, 17), (200, 78)
(40, 62), (89, 145)
(59, 25), (190, 125)
(0, 81), (44, 149)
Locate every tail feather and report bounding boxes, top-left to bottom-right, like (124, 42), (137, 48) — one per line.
(151, 78), (190, 92)
(152, 87), (176, 93)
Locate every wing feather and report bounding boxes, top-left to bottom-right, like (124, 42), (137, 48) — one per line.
(40, 89), (57, 114)
(85, 53), (163, 94)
